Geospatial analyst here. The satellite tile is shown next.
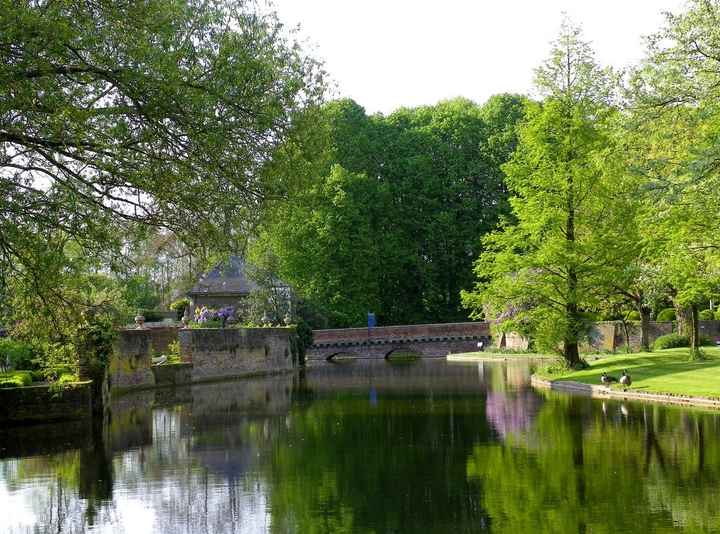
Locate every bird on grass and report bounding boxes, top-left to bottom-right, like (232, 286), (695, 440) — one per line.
(620, 370), (632, 390)
(600, 372), (618, 386)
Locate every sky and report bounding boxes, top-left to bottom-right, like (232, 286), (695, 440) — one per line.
(270, 0), (687, 115)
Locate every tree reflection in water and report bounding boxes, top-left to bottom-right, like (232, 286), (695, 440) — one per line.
(3, 361), (720, 533)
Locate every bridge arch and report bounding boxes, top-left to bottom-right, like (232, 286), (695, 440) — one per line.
(326, 351), (359, 362)
(384, 345), (423, 360)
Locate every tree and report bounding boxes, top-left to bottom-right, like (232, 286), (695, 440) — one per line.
(628, 0), (720, 354)
(1, 0), (324, 338)
(463, 21), (618, 365)
(255, 95), (526, 327)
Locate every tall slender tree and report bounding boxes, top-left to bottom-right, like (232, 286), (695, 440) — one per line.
(463, 21), (618, 364)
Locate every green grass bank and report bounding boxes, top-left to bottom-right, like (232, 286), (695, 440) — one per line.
(536, 347), (720, 399)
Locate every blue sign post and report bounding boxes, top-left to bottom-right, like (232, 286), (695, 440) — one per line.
(367, 312), (376, 328)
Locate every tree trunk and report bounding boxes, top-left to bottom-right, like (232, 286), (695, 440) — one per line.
(675, 303), (692, 336)
(639, 305), (652, 352)
(564, 171), (581, 367)
(689, 304), (700, 355)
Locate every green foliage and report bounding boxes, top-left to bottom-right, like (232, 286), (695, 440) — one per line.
(653, 333), (689, 350)
(138, 309), (165, 322)
(1, 0), (325, 260)
(164, 341), (182, 364)
(463, 21), (620, 364)
(625, 310), (641, 321)
(656, 308), (677, 322)
(716, 310), (720, 321)
(699, 309), (715, 320)
(189, 320), (222, 329)
(120, 275), (161, 312)
(169, 298), (191, 319)
(0, 371), (33, 388)
(255, 94), (527, 327)
(0, 338), (36, 370)
(57, 373), (79, 385)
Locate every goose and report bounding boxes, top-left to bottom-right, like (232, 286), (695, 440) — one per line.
(600, 372), (618, 385)
(619, 370), (632, 389)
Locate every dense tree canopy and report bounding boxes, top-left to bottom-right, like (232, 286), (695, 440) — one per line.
(253, 95), (527, 327)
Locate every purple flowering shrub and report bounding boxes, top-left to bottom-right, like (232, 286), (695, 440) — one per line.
(194, 306), (217, 323)
(216, 306), (235, 327)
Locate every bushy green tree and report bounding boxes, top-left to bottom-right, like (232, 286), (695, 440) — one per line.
(255, 95), (526, 327)
(628, 0), (720, 354)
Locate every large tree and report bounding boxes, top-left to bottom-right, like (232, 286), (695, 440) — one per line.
(629, 0), (720, 354)
(253, 95), (526, 327)
(463, 22), (619, 364)
(1, 0), (324, 330)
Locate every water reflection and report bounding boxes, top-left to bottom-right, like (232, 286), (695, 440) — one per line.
(2, 359), (720, 533)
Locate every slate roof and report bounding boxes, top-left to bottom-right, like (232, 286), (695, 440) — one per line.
(188, 256), (259, 296)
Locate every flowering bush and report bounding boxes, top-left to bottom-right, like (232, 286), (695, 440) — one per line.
(194, 306), (217, 323)
(193, 305), (235, 327)
(216, 306), (235, 322)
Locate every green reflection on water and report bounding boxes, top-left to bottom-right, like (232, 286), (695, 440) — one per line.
(2, 361), (720, 533)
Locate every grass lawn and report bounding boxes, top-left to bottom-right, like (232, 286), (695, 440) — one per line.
(537, 347), (720, 399)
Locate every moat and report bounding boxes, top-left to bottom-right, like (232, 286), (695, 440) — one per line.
(2, 359), (720, 533)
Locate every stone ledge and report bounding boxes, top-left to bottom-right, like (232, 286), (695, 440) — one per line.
(530, 374), (720, 409)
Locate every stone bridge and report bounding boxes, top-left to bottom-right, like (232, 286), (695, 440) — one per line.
(306, 322), (491, 361)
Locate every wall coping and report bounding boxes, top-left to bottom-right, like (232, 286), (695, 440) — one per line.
(312, 322), (488, 335)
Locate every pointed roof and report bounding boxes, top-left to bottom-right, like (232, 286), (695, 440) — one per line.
(188, 256), (258, 297)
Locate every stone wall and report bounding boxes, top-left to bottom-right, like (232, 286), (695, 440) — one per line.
(0, 381), (93, 425)
(582, 320), (720, 352)
(178, 327), (297, 382)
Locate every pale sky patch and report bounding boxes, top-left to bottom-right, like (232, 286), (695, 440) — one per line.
(271, 0), (687, 114)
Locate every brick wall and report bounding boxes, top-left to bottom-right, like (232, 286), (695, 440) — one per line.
(312, 322), (490, 345)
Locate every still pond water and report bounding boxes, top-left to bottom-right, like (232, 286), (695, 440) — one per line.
(1, 359), (720, 533)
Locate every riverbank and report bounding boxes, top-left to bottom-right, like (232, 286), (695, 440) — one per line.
(447, 351), (556, 362)
(532, 347), (720, 407)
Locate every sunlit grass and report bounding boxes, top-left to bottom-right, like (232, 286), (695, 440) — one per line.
(537, 347), (720, 398)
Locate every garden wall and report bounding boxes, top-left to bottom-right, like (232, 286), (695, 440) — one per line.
(111, 326), (298, 393)
(585, 320), (720, 352)
(178, 327), (298, 382)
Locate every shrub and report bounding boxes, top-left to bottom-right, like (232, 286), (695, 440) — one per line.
(42, 365), (75, 382)
(164, 340), (182, 364)
(716, 310), (720, 321)
(699, 309), (715, 321)
(169, 298), (191, 319)
(656, 308), (676, 322)
(57, 373), (79, 384)
(139, 309), (165, 322)
(0, 371), (33, 388)
(654, 333), (689, 350)
(0, 338), (36, 370)
(625, 311), (640, 321)
(190, 319), (222, 329)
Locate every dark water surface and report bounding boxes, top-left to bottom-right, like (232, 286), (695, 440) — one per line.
(2, 359), (720, 533)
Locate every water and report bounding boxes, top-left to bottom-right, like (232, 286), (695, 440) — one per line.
(2, 359), (720, 533)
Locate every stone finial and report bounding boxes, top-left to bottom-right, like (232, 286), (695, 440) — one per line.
(134, 314), (146, 329)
